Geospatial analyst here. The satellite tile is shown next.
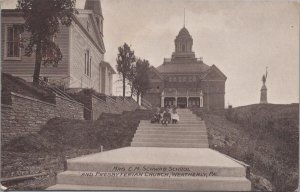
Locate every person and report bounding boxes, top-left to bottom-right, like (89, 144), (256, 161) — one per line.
(161, 108), (171, 126)
(150, 107), (161, 123)
(171, 107), (179, 124)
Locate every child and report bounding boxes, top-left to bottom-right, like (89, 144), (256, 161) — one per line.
(171, 107), (179, 124)
(151, 107), (161, 123)
(161, 108), (171, 126)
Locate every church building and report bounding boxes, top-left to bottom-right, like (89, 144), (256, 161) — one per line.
(143, 27), (227, 111)
(1, 0), (115, 95)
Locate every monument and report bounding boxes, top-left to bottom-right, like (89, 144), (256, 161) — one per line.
(260, 68), (268, 104)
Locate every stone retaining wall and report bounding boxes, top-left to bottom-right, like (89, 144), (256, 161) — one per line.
(68, 90), (141, 120)
(1, 92), (84, 144)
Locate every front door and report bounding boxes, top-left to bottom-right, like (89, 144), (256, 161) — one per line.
(164, 97), (175, 107)
(177, 97), (187, 108)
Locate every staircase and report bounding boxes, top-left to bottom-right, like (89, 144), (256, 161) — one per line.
(48, 108), (252, 191)
(131, 108), (209, 148)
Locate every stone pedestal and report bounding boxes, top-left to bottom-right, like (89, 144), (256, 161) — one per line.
(260, 84), (268, 104)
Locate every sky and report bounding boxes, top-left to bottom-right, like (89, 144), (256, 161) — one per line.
(1, 0), (299, 107)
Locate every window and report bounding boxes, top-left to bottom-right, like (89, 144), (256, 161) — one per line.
(193, 76), (196, 82)
(173, 77), (176, 82)
(84, 50), (92, 77)
(5, 25), (21, 59)
(87, 21), (90, 32)
(169, 76), (172, 82)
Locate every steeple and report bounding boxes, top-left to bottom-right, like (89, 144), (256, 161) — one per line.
(175, 27), (193, 52)
(84, 0), (103, 16)
(84, 0), (103, 35)
(171, 26), (196, 61)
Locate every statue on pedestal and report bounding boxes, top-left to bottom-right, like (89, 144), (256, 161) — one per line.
(260, 67), (268, 104)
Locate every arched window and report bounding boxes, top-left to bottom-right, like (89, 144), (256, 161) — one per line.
(182, 44), (185, 52)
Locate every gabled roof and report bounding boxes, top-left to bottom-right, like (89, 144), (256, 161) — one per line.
(71, 14), (105, 53)
(156, 62), (210, 74)
(201, 65), (227, 80)
(149, 66), (163, 80)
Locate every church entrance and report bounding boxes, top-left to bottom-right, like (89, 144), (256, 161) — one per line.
(164, 97), (175, 107)
(177, 97), (187, 108)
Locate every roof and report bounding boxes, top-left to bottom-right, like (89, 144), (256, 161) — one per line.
(156, 62), (210, 74)
(177, 27), (192, 38)
(84, 0), (103, 16)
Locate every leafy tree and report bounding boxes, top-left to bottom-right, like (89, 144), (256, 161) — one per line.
(127, 63), (137, 98)
(17, 0), (77, 85)
(133, 59), (150, 104)
(116, 43), (136, 97)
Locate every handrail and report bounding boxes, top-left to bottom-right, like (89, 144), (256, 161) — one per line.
(38, 78), (74, 101)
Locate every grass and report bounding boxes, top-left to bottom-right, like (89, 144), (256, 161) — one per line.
(1, 73), (55, 104)
(192, 103), (299, 192)
(1, 109), (153, 190)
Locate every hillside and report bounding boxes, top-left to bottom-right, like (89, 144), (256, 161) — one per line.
(1, 109), (153, 190)
(193, 104), (299, 191)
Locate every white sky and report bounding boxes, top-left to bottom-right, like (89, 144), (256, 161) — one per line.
(1, 0), (299, 107)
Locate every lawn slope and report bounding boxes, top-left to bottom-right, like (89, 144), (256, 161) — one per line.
(193, 104), (298, 191)
(2, 109), (153, 190)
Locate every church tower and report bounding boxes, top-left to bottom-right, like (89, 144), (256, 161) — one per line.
(84, 0), (104, 36)
(171, 27), (196, 61)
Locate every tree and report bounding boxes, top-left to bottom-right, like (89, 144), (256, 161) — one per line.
(17, 0), (77, 85)
(116, 43), (136, 97)
(127, 63), (137, 98)
(133, 59), (150, 104)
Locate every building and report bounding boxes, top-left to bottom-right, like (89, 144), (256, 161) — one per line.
(143, 27), (227, 110)
(1, 0), (115, 95)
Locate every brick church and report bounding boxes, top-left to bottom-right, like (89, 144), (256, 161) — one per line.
(143, 27), (227, 111)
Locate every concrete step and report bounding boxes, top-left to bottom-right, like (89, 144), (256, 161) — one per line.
(56, 171), (251, 191)
(138, 125), (207, 129)
(177, 114), (199, 117)
(130, 142), (209, 148)
(135, 130), (208, 135)
(133, 133), (208, 139)
(132, 137), (208, 144)
(47, 184), (159, 190)
(66, 164), (245, 178)
(139, 121), (205, 125)
(137, 127), (207, 132)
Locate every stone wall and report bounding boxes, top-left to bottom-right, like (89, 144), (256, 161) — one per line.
(69, 90), (141, 120)
(55, 95), (84, 119)
(1, 92), (84, 144)
(91, 95), (109, 120)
